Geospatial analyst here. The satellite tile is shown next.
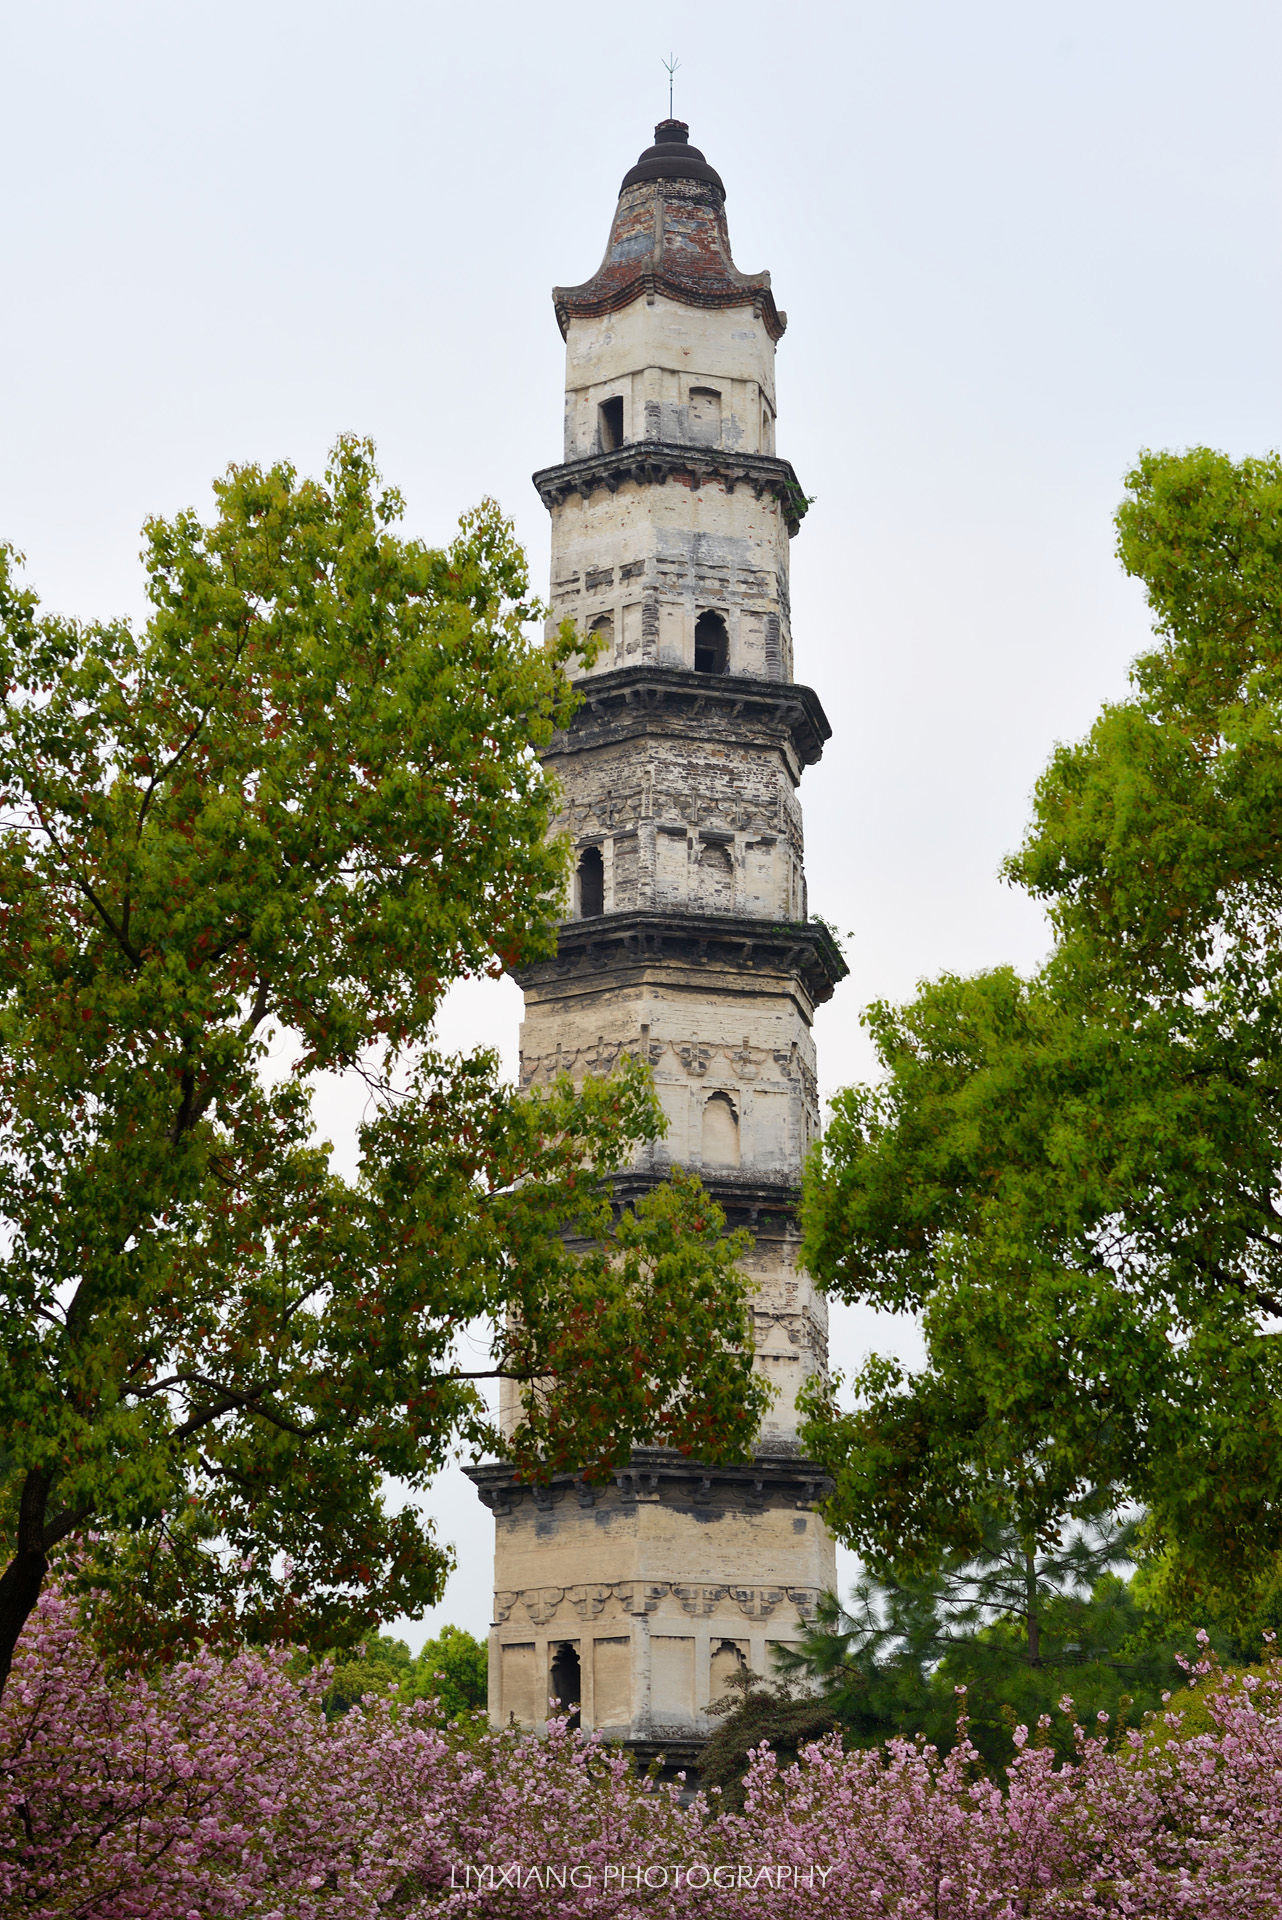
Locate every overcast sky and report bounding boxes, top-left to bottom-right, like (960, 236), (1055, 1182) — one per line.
(6, 0), (1281, 1644)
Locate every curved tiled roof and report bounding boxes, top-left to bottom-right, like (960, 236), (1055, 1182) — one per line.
(553, 121), (786, 342)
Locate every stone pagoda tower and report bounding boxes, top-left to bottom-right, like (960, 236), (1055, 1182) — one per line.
(467, 119), (845, 1771)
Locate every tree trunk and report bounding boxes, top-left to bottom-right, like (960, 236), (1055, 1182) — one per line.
(0, 1469), (51, 1706)
(1025, 1541), (1040, 1666)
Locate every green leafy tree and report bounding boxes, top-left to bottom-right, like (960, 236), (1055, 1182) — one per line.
(775, 1508), (1181, 1770)
(408, 1622), (488, 1720)
(0, 439), (767, 1702)
(698, 1667), (837, 1811)
(317, 1622), (488, 1722)
(1132, 1542), (1282, 1659)
(800, 448), (1282, 1622)
(321, 1630), (415, 1719)
(316, 1623), (487, 1721)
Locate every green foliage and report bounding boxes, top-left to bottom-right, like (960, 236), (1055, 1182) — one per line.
(0, 439), (767, 1692)
(407, 1622), (488, 1720)
(800, 448), (1282, 1611)
(320, 1622), (487, 1722)
(320, 1631), (415, 1718)
(497, 1168), (763, 1478)
(776, 1510), (1185, 1771)
(698, 1668), (837, 1811)
(1130, 1536), (1282, 1662)
(1147, 1659), (1282, 1744)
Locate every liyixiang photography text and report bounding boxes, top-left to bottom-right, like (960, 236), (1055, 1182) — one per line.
(448, 1863), (836, 1892)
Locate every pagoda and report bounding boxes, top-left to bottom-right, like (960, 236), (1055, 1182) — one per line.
(466, 119), (845, 1770)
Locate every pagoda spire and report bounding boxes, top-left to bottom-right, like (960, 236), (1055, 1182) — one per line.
(553, 121), (786, 342)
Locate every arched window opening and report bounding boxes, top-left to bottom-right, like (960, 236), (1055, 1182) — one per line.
(588, 612), (614, 664)
(697, 838), (734, 911)
(576, 845), (604, 918)
(688, 385), (722, 446)
(694, 609), (729, 674)
(702, 1092), (740, 1167)
(549, 1642), (581, 1728)
(709, 1638), (748, 1704)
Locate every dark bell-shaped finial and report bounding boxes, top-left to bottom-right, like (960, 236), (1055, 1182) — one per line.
(620, 122), (725, 198)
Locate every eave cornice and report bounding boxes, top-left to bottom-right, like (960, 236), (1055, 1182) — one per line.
(549, 666), (832, 770)
(512, 909), (849, 1009)
(607, 1168), (801, 1234)
(553, 270), (786, 345)
(464, 1447), (834, 1514)
(532, 445), (810, 536)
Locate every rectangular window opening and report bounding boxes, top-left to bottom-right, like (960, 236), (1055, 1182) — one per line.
(599, 396), (625, 451)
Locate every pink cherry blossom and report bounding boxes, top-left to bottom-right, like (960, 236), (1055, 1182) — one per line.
(5, 1583), (1282, 1916)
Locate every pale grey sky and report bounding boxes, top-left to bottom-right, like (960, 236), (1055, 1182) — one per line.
(6, 0), (1281, 1643)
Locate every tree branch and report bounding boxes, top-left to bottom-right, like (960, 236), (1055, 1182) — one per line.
(165, 1376), (319, 1443)
(1190, 1250), (1282, 1323)
(40, 1502), (95, 1554)
(133, 699), (216, 841)
(170, 1067), (197, 1145)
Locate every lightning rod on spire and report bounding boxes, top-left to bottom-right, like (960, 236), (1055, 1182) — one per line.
(663, 52), (680, 119)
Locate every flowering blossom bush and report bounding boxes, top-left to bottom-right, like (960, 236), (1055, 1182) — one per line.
(6, 1588), (1282, 1916)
